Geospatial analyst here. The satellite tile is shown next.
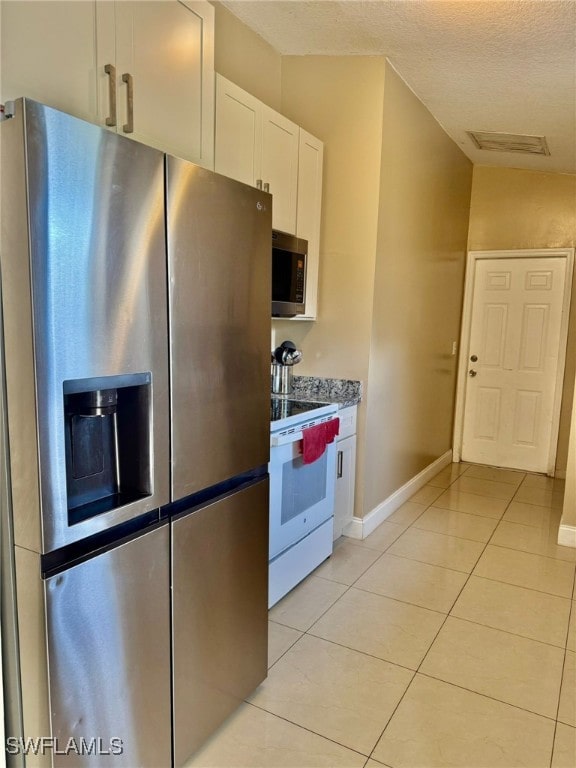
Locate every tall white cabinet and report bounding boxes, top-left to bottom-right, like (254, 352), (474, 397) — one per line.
(295, 130), (323, 320)
(215, 74), (323, 320)
(1, 0), (215, 168)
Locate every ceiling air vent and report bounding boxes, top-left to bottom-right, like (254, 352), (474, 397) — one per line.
(467, 130), (550, 156)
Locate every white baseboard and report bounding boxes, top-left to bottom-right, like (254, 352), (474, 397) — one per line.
(558, 524), (576, 548)
(344, 450), (453, 540)
(342, 517), (363, 540)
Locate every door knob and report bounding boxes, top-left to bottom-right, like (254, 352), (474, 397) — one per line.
(470, 355), (478, 362)
(469, 369), (477, 377)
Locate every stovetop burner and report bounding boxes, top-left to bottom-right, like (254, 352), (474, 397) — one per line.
(270, 398), (329, 423)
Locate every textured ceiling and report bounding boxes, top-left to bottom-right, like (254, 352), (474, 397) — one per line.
(221, 0), (576, 173)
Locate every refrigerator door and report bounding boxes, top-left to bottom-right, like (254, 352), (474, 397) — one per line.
(172, 478), (268, 766)
(166, 157), (271, 500)
(1, 99), (170, 553)
(45, 525), (171, 767)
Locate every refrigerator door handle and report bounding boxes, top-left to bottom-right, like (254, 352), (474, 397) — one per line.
(122, 72), (134, 134)
(104, 64), (117, 127)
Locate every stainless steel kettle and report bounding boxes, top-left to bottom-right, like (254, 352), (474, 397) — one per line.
(271, 340), (303, 394)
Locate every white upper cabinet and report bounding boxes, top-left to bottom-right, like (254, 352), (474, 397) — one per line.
(1, 1), (215, 168)
(1, 0), (100, 124)
(215, 76), (299, 234)
(295, 130), (323, 320)
(214, 78), (261, 187)
(215, 75), (324, 318)
(110, 1), (214, 167)
(260, 106), (299, 234)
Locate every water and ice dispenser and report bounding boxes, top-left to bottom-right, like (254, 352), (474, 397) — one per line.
(63, 373), (152, 525)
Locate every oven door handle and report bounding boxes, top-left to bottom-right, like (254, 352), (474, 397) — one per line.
(271, 431), (304, 447)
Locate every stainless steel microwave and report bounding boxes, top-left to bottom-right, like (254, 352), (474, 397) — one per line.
(271, 230), (307, 317)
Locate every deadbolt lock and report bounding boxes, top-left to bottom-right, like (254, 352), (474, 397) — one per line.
(470, 355), (478, 362)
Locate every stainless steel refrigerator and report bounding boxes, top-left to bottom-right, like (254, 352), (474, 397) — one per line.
(0, 99), (271, 767)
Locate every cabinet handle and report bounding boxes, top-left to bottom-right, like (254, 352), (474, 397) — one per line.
(263, 182), (270, 193)
(256, 179), (263, 190)
(337, 450), (343, 479)
(104, 64), (117, 127)
(122, 73), (134, 134)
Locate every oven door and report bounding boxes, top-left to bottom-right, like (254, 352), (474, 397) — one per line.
(269, 434), (336, 559)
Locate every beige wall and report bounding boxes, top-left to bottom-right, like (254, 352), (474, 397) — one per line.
(277, 56), (386, 382)
(278, 60), (473, 517)
(277, 56), (387, 516)
(468, 167), (576, 475)
(468, 167), (576, 251)
(213, 29), (474, 517)
(212, 2), (282, 111)
(363, 65), (473, 512)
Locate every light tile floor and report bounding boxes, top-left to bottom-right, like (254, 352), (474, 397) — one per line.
(187, 463), (575, 768)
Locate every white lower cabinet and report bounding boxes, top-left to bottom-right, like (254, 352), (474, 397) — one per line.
(333, 406), (357, 540)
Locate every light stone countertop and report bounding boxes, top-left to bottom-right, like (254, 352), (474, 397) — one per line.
(272, 376), (362, 409)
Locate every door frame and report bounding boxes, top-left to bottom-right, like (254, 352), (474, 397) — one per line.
(453, 247), (574, 475)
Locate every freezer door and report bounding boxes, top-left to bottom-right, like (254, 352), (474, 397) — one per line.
(166, 157), (271, 499)
(172, 478), (268, 766)
(45, 525), (171, 767)
(2, 99), (170, 553)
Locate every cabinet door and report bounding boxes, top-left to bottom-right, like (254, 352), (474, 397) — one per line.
(1, 0), (100, 124)
(261, 105), (299, 234)
(214, 75), (262, 186)
(333, 435), (357, 540)
(295, 129), (323, 319)
(114, 0), (215, 167)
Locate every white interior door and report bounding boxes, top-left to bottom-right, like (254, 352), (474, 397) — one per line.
(461, 256), (569, 473)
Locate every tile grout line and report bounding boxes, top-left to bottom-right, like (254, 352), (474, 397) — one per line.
(262, 473), (463, 755)
(364, 464), (503, 761)
(265, 463), (570, 764)
(364, 464), (563, 763)
(550, 571), (576, 766)
(242, 700), (372, 762)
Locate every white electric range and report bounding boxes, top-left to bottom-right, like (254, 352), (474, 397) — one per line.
(269, 398), (339, 607)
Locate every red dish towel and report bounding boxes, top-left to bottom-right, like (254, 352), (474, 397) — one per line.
(301, 418), (340, 465)
(326, 417), (340, 444)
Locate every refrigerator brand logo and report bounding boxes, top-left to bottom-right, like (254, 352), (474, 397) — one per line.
(6, 736), (124, 756)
